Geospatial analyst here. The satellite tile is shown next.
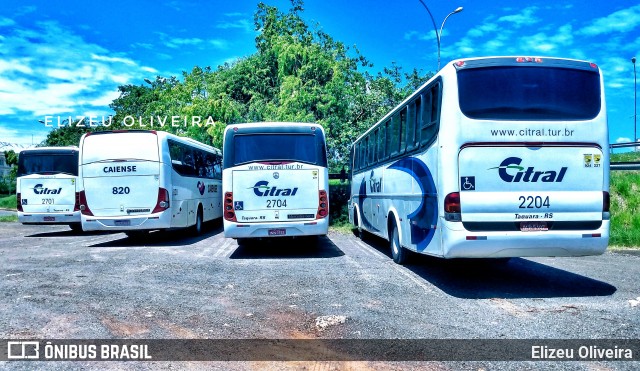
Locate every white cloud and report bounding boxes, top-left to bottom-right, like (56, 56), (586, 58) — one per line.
(579, 5), (640, 36)
(0, 17), (15, 27)
(617, 137), (632, 143)
(497, 7), (540, 28)
(91, 54), (136, 65)
(0, 19), (158, 138)
(216, 17), (252, 33)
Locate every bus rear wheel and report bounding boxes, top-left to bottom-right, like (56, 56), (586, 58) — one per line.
(390, 220), (407, 264)
(193, 207), (203, 235)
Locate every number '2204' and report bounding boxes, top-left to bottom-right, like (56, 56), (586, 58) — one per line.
(518, 195), (550, 209)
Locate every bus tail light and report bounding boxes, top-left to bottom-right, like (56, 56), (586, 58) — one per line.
(16, 193), (23, 212)
(78, 191), (94, 216)
(74, 192), (81, 212)
(317, 190), (329, 219)
(152, 187), (170, 213)
(224, 192), (237, 222)
(444, 192), (461, 222)
(603, 191), (610, 212)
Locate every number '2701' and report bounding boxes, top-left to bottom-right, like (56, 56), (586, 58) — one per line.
(518, 195), (550, 209)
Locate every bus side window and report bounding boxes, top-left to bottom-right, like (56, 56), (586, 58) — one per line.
(372, 129), (379, 165)
(384, 120), (391, 159)
(378, 122), (387, 161)
(364, 136), (370, 167)
(420, 83), (440, 146)
(406, 100), (418, 151)
(360, 140), (366, 169)
(399, 107), (407, 154)
(390, 113), (400, 157)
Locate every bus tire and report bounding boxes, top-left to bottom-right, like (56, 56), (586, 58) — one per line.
(193, 206), (203, 235)
(390, 219), (407, 264)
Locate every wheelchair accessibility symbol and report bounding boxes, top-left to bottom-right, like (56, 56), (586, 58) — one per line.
(460, 176), (475, 191)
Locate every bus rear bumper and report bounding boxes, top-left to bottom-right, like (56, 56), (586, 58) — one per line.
(223, 218), (329, 239)
(440, 220), (610, 258)
(81, 212), (172, 232)
(19, 211), (81, 225)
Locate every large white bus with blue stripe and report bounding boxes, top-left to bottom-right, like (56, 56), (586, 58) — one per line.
(78, 130), (222, 237)
(349, 56), (609, 264)
(222, 122), (329, 242)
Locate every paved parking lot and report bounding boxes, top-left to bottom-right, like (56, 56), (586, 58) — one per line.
(1, 221), (639, 369)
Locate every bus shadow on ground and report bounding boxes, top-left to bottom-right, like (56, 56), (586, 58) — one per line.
(87, 221), (224, 248)
(361, 232), (617, 300)
(229, 236), (344, 259)
(26, 229), (109, 238)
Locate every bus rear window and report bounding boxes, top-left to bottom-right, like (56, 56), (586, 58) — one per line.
(457, 66), (601, 120)
(18, 153), (78, 176)
(232, 134), (326, 167)
(81, 132), (159, 164)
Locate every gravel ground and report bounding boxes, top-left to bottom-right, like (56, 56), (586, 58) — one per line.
(0, 221), (638, 370)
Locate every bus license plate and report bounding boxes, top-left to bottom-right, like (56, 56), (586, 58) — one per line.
(44, 216), (55, 222)
(115, 220), (131, 226)
(268, 228), (286, 236)
(520, 221), (548, 232)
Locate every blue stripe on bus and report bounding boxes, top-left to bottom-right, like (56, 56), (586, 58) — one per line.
(358, 175), (380, 233)
(389, 158), (438, 252)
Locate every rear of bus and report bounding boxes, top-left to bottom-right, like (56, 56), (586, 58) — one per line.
(440, 57), (609, 258)
(17, 147), (81, 229)
(222, 123), (329, 239)
(79, 131), (170, 232)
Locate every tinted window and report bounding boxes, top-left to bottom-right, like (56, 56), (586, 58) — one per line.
(18, 152), (78, 176)
(169, 140), (221, 179)
(232, 134), (327, 167)
(458, 66), (601, 120)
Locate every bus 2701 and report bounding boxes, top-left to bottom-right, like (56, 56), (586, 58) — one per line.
(16, 146), (82, 231)
(78, 130), (222, 237)
(222, 122), (329, 242)
(349, 56), (609, 264)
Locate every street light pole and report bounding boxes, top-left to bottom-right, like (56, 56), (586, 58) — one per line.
(417, 1), (463, 70)
(633, 57), (637, 144)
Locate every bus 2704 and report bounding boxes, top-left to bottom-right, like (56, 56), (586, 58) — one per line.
(349, 56), (609, 264)
(78, 130), (222, 237)
(222, 122), (329, 242)
(16, 146), (82, 231)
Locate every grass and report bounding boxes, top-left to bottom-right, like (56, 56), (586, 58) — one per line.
(0, 194), (16, 210)
(609, 171), (640, 247)
(0, 215), (17, 222)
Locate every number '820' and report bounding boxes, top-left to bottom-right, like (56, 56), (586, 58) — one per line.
(112, 186), (130, 194)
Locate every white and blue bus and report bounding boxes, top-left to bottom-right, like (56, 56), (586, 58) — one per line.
(349, 56), (609, 263)
(17, 147), (82, 231)
(78, 130), (222, 236)
(222, 122), (329, 241)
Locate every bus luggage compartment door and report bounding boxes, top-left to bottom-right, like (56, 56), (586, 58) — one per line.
(457, 144), (605, 232)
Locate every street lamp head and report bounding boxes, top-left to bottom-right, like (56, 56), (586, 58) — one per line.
(633, 57), (637, 64)
(454, 7), (463, 13)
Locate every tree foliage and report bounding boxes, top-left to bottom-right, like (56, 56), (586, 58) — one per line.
(43, 0), (432, 171)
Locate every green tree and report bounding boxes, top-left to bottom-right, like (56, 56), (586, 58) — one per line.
(2, 150), (18, 194)
(42, 119), (97, 147)
(105, 0), (432, 171)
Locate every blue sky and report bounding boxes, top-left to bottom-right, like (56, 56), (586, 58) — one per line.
(1, 0), (639, 149)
